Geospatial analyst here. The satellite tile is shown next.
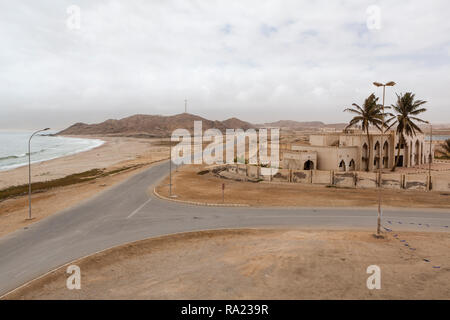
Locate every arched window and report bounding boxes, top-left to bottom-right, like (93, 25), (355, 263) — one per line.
(304, 160), (314, 170)
(362, 143), (369, 171)
(362, 143), (368, 158)
(339, 160), (346, 172)
(374, 141), (380, 152)
(374, 141), (381, 169)
(349, 159), (355, 171)
(383, 141), (389, 168)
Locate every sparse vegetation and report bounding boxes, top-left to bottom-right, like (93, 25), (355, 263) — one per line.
(441, 139), (450, 158)
(0, 164), (145, 201)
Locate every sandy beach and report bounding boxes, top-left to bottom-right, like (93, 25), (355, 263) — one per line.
(0, 136), (169, 238)
(0, 136), (169, 189)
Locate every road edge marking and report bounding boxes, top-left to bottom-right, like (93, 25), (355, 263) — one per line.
(126, 198), (152, 219)
(152, 187), (249, 207)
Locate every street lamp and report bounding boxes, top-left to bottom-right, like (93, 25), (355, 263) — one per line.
(428, 123), (433, 190)
(373, 81), (395, 236)
(28, 128), (50, 220)
(169, 146), (172, 197)
(168, 141), (178, 198)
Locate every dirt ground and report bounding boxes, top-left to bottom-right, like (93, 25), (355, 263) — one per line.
(387, 160), (450, 175)
(4, 228), (449, 300)
(0, 137), (169, 238)
(155, 165), (450, 208)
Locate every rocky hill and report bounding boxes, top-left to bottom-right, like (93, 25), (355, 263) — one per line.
(58, 113), (352, 137)
(57, 113), (255, 137)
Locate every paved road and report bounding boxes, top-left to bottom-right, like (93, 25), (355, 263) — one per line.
(1, 161), (449, 296)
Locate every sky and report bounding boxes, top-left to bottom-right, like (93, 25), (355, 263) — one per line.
(1, 0), (449, 130)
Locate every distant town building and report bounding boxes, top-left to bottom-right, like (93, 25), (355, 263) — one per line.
(282, 129), (434, 171)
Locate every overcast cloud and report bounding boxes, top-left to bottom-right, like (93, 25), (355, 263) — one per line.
(1, 0), (449, 130)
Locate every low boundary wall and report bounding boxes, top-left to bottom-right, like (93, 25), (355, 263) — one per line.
(217, 164), (449, 192)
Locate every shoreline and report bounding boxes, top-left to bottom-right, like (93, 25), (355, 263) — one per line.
(0, 136), (170, 238)
(0, 136), (155, 189)
(0, 135), (105, 173)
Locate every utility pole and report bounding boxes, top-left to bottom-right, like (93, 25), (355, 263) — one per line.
(373, 81), (396, 236)
(184, 99), (187, 113)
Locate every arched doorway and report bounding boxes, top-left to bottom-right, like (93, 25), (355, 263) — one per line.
(349, 159), (355, 171)
(383, 141), (389, 168)
(339, 160), (346, 172)
(304, 160), (314, 170)
(374, 141), (380, 169)
(362, 143), (368, 171)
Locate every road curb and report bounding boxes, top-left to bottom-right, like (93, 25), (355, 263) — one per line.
(152, 187), (249, 207)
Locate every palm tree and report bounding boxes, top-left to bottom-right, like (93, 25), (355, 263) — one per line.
(344, 93), (384, 171)
(386, 92), (428, 171)
(442, 139), (450, 157)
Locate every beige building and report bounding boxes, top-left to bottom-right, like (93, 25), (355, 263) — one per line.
(282, 129), (434, 172)
(282, 150), (317, 170)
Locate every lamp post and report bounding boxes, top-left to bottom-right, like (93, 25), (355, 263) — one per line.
(169, 145), (172, 197)
(429, 123), (432, 190)
(28, 128), (50, 220)
(373, 81), (395, 235)
(168, 142), (178, 198)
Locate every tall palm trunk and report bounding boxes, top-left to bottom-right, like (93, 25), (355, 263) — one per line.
(392, 133), (404, 172)
(366, 126), (371, 172)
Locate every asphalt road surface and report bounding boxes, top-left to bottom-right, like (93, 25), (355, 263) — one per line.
(1, 161), (449, 296)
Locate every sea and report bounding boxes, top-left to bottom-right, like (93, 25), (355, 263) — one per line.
(425, 135), (450, 141)
(0, 131), (104, 171)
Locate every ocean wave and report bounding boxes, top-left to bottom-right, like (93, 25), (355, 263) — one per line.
(0, 155), (20, 161)
(0, 150), (44, 161)
(0, 138), (105, 171)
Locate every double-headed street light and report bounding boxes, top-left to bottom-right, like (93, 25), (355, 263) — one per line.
(28, 128), (50, 220)
(373, 81), (395, 236)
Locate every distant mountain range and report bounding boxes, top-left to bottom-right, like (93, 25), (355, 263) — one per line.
(257, 120), (347, 130)
(58, 113), (254, 137)
(56, 113), (353, 137)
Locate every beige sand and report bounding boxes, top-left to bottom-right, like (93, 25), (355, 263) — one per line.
(0, 136), (169, 189)
(0, 137), (169, 238)
(156, 165), (450, 208)
(4, 229), (449, 300)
